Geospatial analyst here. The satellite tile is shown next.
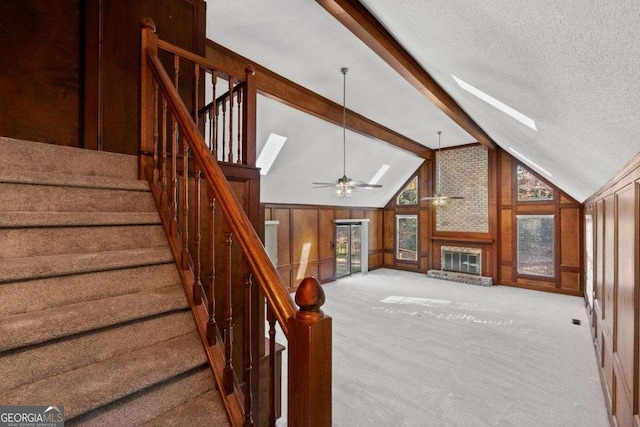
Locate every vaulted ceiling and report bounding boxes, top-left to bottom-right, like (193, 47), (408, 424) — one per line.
(206, 0), (640, 206)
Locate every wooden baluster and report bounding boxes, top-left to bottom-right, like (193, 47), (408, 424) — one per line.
(152, 80), (159, 184)
(170, 112), (178, 235)
(243, 271), (254, 426)
(288, 277), (332, 426)
(236, 87), (242, 164)
(223, 232), (234, 394)
(207, 190), (217, 346)
(267, 305), (277, 427)
(212, 70), (218, 156)
(170, 55), (180, 235)
(192, 159), (202, 305)
(228, 78), (234, 163)
(173, 54), (180, 89)
(160, 95), (168, 208)
(193, 64), (200, 124)
(221, 100), (227, 162)
(181, 136), (190, 270)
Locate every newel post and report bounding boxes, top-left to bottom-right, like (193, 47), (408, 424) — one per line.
(139, 18), (158, 180)
(242, 64), (257, 166)
(288, 277), (332, 426)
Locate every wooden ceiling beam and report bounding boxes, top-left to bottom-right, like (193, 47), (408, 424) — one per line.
(315, 0), (497, 151)
(206, 40), (432, 159)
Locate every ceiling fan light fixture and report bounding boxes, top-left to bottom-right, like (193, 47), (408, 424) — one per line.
(420, 131), (463, 206)
(312, 67), (382, 197)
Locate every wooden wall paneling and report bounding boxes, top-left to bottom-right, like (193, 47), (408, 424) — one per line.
(291, 209), (319, 286)
(0, 1), (81, 147)
(596, 200), (606, 317)
(614, 372), (634, 427)
(274, 208), (291, 287)
(500, 152), (512, 206)
(604, 195), (617, 338)
(366, 210), (383, 269)
(350, 209), (364, 219)
(383, 210), (394, 265)
(560, 207), (581, 267)
(615, 184), (637, 424)
(419, 209), (430, 271)
(334, 209), (350, 220)
(85, 0), (205, 154)
(318, 209), (336, 283)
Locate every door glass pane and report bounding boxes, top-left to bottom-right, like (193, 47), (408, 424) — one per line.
(350, 225), (361, 274)
(336, 225), (350, 278)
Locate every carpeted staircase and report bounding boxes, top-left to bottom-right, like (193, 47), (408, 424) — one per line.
(0, 137), (229, 426)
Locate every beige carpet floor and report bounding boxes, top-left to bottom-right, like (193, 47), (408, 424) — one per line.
(277, 268), (609, 426)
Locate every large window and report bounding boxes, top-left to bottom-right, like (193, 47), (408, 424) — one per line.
(517, 165), (553, 201)
(396, 215), (418, 261)
(517, 215), (554, 277)
(396, 176), (418, 205)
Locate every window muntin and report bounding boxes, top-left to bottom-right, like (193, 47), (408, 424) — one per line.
(517, 215), (554, 277)
(517, 165), (553, 201)
(396, 215), (418, 261)
(397, 176), (418, 205)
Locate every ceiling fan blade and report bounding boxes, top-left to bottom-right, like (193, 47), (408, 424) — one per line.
(355, 183), (382, 188)
(312, 182), (338, 186)
(313, 185), (337, 189)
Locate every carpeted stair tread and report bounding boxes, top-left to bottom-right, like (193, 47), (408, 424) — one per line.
(0, 183), (156, 213)
(0, 225), (168, 258)
(0, 136), (138, 180)
(142, 389), (229, 427)
(0, 167), (149, 191)
(0, 211), (161, 228)
(0, 247), (174, 283)
(0, 310), (195, 393)
(0, 286), (188, 351)
(0, 331), (207, 421)
(0, 263), (179, 317)
(65, 366), (218, 427)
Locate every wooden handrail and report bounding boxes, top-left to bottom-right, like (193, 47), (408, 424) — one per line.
(147, 50), (297, 334)
(141, 19), (331, 425)
(197, 84), (243, 117)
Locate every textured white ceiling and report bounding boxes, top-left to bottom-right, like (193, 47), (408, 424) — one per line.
(257, 96), (424, 207)
(207, 0), (640, 203)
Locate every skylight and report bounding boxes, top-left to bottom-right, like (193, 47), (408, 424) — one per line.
(368, 164), (390, 185)
(452, 75), (537, 131)
(256, 133), (287, 175)
(509, 147), (552, 177)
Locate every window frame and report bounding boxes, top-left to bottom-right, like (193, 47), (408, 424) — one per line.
(396, 214), (418, 262)
(516, 214), (555, 279)
(396, 176), (419, 206)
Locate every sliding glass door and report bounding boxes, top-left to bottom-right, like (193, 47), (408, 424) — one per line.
(336, 224), (361, 278)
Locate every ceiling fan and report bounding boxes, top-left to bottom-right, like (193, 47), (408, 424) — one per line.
(420, 131), (463, 205)
(312, 67), (382, 197)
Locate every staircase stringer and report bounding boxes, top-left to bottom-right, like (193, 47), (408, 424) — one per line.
(147, 181), (244, 427)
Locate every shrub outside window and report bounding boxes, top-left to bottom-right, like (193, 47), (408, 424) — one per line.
(396, 215), (418, 261)
(517, 215), (554, 277)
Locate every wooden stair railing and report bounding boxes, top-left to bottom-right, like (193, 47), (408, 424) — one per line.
(140, 19), (331, 427)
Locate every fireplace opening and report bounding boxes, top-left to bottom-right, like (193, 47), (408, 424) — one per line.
(442, 250), (481, 276)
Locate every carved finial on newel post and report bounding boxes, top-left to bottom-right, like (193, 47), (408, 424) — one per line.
(295, 277), (326, 321)
(140, 17), (157, 32)
(288, 277), (332, 426)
